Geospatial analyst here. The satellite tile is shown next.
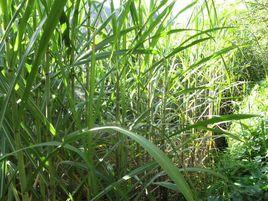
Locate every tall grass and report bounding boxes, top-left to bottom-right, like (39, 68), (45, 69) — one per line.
(0, 0), (256, 200)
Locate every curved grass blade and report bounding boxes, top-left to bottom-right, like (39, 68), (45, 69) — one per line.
(76, 126), (196, 201)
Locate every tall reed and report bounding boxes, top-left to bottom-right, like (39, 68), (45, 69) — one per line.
(0, 0), (255, 200)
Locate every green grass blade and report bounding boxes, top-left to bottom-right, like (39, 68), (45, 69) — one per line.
(178, 114), (258, 134)
(22, 0), (68, 104)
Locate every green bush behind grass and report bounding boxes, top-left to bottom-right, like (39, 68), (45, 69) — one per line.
(209, 79), (268, 200)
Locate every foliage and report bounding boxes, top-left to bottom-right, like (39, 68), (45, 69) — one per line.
(205, 1), (268, 199)
(207, 78), (268, 201)
(207, 153), (268, 201)
(230, 78), (268, 156)
(0, 0), (266, 200)
(229, 0), (268, 82)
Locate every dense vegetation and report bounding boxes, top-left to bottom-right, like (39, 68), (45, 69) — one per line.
(0, 0), (267, 200)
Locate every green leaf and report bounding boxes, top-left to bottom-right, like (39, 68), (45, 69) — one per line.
(177, 114), (258, 134)
(153, 181), (179, 192)
(22, 0), (68, 104)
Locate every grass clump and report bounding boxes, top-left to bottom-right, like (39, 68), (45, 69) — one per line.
(0, 0), (267, 200)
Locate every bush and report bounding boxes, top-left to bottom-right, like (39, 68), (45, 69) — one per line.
(208, 78), (268, 200)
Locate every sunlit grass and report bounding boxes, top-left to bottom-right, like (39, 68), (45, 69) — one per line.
(0, 0), (263, 200)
